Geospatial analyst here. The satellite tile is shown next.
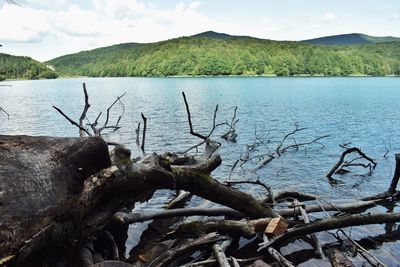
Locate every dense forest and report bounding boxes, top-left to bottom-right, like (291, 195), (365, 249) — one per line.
(0, 53), (58, 80)
(46, 36), (400, 77)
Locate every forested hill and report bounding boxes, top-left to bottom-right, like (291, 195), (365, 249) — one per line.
(302, 33), (400, 46)
(0, 53), (58, 80)
(46, 35), (400, 77)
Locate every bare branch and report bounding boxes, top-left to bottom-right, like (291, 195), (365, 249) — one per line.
(182, 91), (208, 140)
(327, 147), (377, 178)
(79, 83), (90, 137)
(0, 106), (9, 120)
(141, 112), (147, 153)
(114, 207), (242, 224)
(276, 122), (307, 155)
(53, 105), (92, 136)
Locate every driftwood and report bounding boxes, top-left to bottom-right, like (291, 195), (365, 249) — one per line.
(140, 113), (147, 153)
(327, 147), (377, 178)
(53, 83), (125, 137)
(147, 232), (226, 267)
(0, 135), (111, 266)
(0, 106), (9, 120)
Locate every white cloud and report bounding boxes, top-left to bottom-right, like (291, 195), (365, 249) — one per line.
(0, 4), (50, 42)
(391, 12), (399, 20)
(323, 12), (336, 22)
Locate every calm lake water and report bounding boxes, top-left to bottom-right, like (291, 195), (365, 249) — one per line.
(1, 77), (400, 265)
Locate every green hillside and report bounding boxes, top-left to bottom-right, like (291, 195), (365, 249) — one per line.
(302, 33), (400, 46)
(0, 53), (58, 80)
(47, 36), (400, 77)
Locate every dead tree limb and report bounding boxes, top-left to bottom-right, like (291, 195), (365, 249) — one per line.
(278, 200), (378, 217)
(327, 147), (377, 178)
(363, 154), (400, 200)
(53, 105), (92, 136)
(181, 257), (263, 267)
(293, 200), (325, 259)
(221, 106), (238, 142)
(0, 106), (9, 120)
(223, 179), (274, 203)
(79, 83), (91, 137)
(114, 199), (378, 226)
(147, 233), (226, 267)
(135, 122), (140, 147)
(388, 153), (400, 195)
(54, 83), (126, 137)
(275, 123), (307, 155)
(114, 207), (243, 224)
(212, 243), (231, 267)
(267, 247), (294, 267)
(141, 113), (147, 153)
(274, 191), (317, 203)
(247, 124), (329, 173)
(168, 218), (273, 239)
(182, 91), (208, 140)
(259, 212), (400, 250)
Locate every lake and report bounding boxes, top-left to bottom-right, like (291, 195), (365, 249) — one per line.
(1, 77), (400, 265)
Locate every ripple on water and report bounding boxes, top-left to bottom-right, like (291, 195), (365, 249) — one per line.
(1, 77), (400, 263)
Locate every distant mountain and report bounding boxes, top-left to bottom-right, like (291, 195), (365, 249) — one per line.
(190, 30), (258, 40)
(302, 33), (400, 46)
(0, 53), (58, 80)
(46, 32), (400, 77)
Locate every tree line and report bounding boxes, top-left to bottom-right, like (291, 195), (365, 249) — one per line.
(0, 53), (58, 80)
(47, 37), (400, 77)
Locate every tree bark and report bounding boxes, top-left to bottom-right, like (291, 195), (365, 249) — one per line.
(0, 135), (111, 266)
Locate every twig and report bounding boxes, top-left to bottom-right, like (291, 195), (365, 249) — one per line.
(267, 247), (295, 267)
(327, 147), (377, 178)
(293, 200), (325, 259)
(275, 123), (307, 155)
(338, 229), (387, 267)
(53, 105), (91, 136)
(0, 106), (10, 120)
(212, 243), (231, 267)
(79, 83), (90, 137)
(135, 122), (140, 146)
(148, 233), (226, 267)
(141, 113), (147, 153)
(182, 91), (208, 140)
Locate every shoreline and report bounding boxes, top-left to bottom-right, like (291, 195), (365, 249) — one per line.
(2, 74), (400, 82)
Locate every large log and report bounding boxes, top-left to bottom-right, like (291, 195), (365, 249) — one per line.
(0, 135), (111, 266)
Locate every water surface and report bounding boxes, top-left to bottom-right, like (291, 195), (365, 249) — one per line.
(1, 77), (400, 264)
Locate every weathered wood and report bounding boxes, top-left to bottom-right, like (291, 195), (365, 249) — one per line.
(170, 218), (273, 239)
(265, 217), (288, 236)
(212, 243), (231, 267)
(148, 233), (226, 267)
(327, 147), (376, 178)
(293, 200), (325, 259)
(114, 207), (243, 224)
(267, 247), (294, 267)
(260, 212), (400, 249)
(0, 135), (111, 266)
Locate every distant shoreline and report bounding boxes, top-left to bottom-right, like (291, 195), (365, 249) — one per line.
(2, 74), (400, 82)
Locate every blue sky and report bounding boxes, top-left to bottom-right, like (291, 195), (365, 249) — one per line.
(1, 0), (399, 61)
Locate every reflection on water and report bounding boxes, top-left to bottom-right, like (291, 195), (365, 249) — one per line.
(1, 77), (400, 264)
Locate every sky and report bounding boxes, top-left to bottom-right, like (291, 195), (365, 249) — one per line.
(1, 0), (400, 61)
